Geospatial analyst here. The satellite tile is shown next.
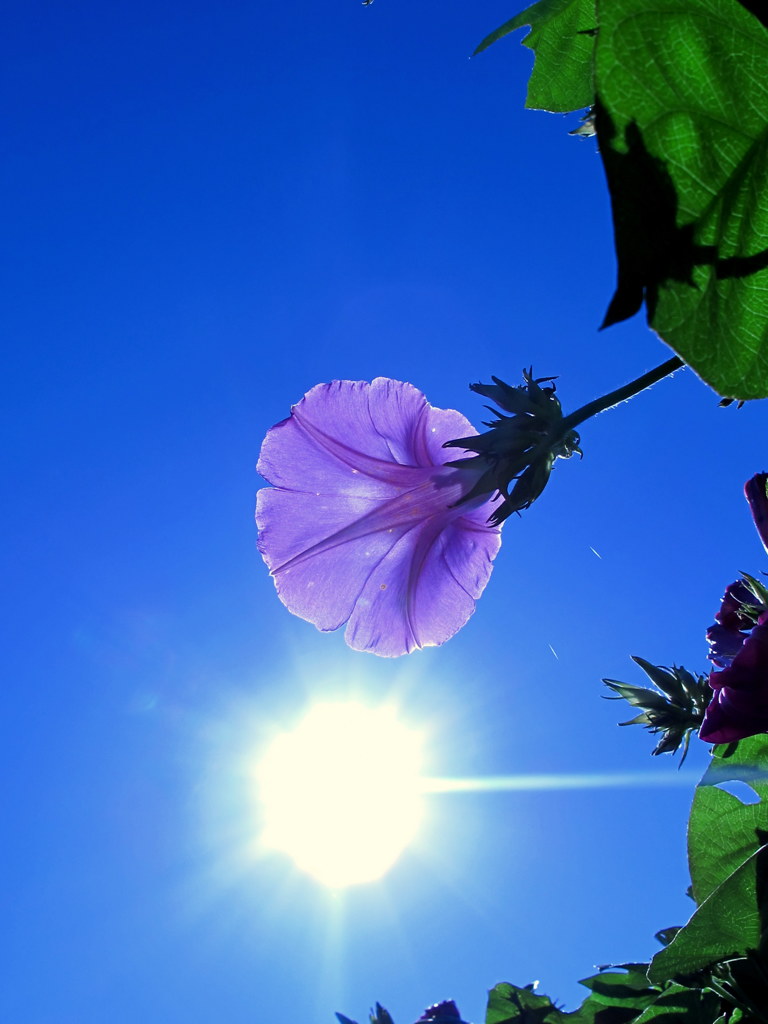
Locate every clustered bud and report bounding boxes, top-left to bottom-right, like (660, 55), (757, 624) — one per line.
(603, 657), (713, 762)
(336, 999), (469, 1024)
(444, 370), (581, 525)
(414, 1002), (468, 1024)
(707, 574), (768, 669)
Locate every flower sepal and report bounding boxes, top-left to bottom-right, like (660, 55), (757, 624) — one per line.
(740, 571), (768, 611)
(444, 369), (581, 525)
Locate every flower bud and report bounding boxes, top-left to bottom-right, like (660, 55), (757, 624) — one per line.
(414, 1001), (469, 1024)
(603, 657), (712, 762)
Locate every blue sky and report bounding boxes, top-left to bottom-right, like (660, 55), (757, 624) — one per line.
(3, 2), (768, 1022)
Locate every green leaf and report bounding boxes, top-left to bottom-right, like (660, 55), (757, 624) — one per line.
(688, 735), (768, 906)
(650, 738), (768, 983)
(654, 928), (681, 948)
(631, 985), (720, 1023)
(648, 844), (768, 983)
(577, 967), (658, 1010)
(595, 0), (768, 400)
(486, 983), (560, 1024)
(485, 971), (660, 1024)
(474, 0), (596, 113)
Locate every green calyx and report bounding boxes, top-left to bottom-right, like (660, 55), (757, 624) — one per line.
(603, 656), (713, 763)
(444, 369), (582, 525)
(445, 358), (683, 527)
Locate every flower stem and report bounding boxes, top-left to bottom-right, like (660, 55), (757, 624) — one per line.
(561, 356), (684, 433)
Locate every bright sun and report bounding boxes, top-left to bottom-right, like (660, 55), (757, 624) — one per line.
(256, 701), (424, 887)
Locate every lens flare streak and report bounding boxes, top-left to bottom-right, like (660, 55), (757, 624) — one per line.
(421, 771), (700, 794)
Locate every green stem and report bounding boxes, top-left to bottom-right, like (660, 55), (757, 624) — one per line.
(561, 356), (684, 434)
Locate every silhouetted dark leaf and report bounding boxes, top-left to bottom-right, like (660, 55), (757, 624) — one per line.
(595, 0), (768, 400)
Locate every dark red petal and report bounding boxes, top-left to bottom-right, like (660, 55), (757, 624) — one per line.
(746, 473), (768, 555)
(700, 614), (768, 743)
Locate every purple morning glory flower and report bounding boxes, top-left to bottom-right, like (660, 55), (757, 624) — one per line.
(256, 378), (502, 657)
(700, 473), (768, 744)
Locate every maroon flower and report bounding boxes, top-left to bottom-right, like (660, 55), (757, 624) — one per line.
(746, 473), (768, 554)
(700, 613), (768, 744)
(700, 473), (768, 744)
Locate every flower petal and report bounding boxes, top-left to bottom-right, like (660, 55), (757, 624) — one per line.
(706, 623), (747, 668)
(344, 512), (501, 656)
(700, 613), (768, 743)
(257, 379), (481, 498)
(746, 473), (768, 555)
(366, 377), (475, 466)
(258, 489), (416, 633)
(715, 579), (756, 631)
(258, 383), (418, 499)
(706, 579), (755, 669)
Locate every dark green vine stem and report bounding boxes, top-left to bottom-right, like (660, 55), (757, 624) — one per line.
(561, 356), (685, 434)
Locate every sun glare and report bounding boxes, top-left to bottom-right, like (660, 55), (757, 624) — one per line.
(256, 701), (424, 887)
(259, 700), (428, 884)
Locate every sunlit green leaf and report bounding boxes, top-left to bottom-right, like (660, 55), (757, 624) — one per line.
(474, 0), (596, 112)
(577, 967), (657, 1009)
(648, 844), (768, 983)
(631, 985), (720, 1023)
(486, 970), (660, 1023)
(688, 735), (768, 906)
(650, 738), (768, 982)
(486, 982), (562, 1024)
(595, 0), (768, 400)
